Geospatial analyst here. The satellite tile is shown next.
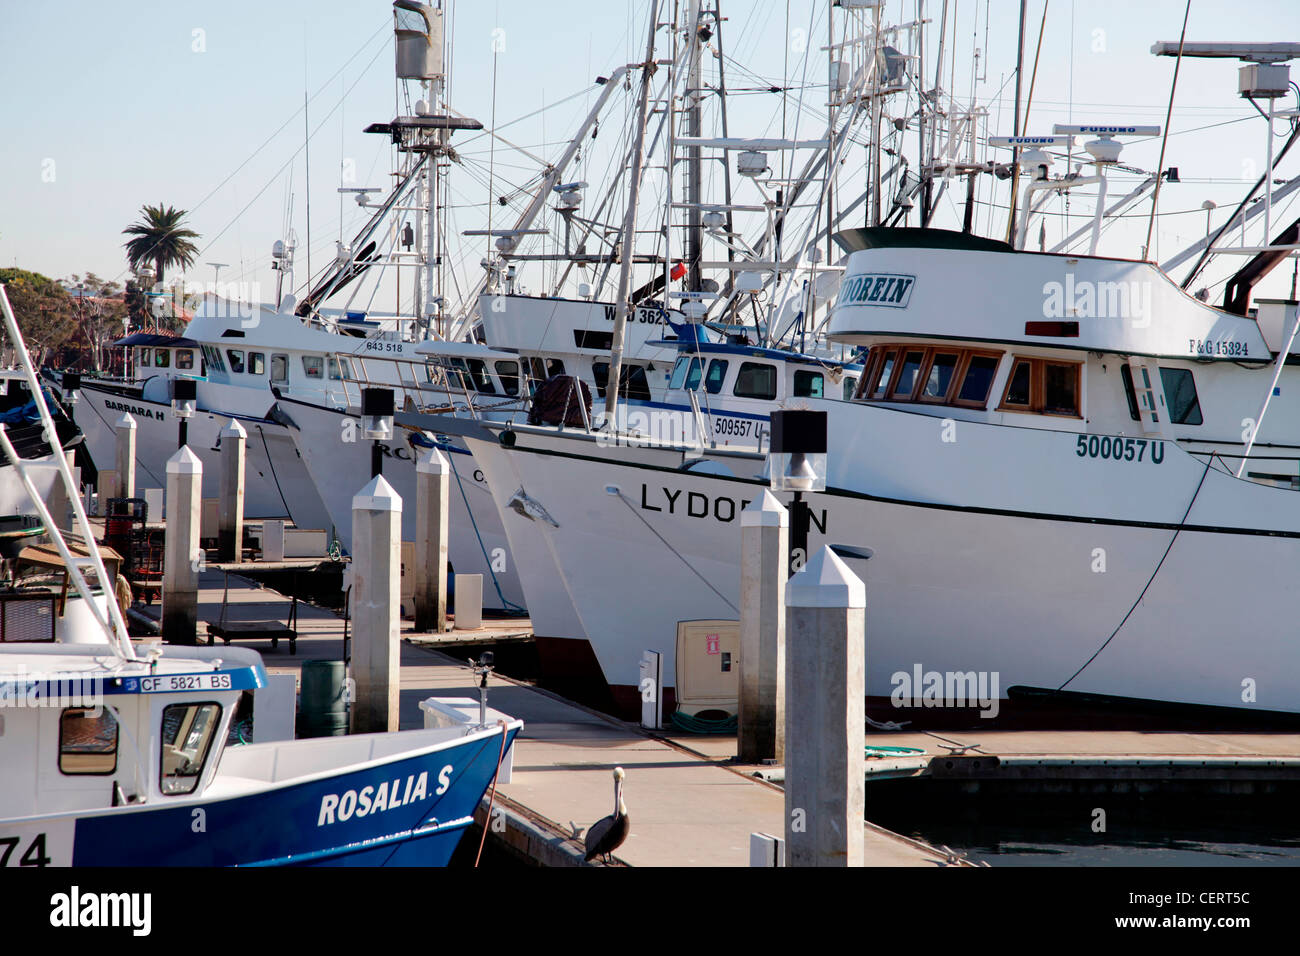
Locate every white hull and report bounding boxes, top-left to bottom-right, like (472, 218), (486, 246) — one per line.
(279, 398), (525, 612)
(464, 407), (1300, 717)
(71, 385), (332, 528)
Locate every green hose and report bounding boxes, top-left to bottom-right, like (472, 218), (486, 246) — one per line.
(670, 710), (738, 734)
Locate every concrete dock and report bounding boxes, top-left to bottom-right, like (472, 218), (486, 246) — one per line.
(126, 566), (1300, 865)
(129, 567), (953, 866)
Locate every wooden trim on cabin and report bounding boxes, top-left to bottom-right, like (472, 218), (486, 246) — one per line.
(855, 343), (1006, 409)
(996, 355), (1083, 418)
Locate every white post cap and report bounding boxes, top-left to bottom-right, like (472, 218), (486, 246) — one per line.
(352, 473), (403, 513)
(115, 413), (136, 430)
(416, 445), (451, 476)
(786, 545), (865, 609)
(741, 488), (789, 528)
(221, 418), (247, 439)
(165, 445), (203, 475)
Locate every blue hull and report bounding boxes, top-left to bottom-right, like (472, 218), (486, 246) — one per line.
(70, 728), (517, 867)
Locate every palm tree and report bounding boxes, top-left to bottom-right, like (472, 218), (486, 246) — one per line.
(122, 204), (199, 287)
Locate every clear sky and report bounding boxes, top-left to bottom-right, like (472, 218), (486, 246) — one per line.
(3, 0), (1299, 307)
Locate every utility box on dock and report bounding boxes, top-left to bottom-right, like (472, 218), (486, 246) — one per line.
(675, 620), (740, 718)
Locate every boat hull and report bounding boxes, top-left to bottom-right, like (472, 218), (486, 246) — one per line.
(463, 411), (1300, 723)
(5, 725), (518, 867)
(69, 383), (332, 528)
(279, 397), (526, 612)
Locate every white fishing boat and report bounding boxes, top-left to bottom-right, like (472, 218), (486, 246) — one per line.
(1, 283), (522, 866)
(449, 34), (1300, 722)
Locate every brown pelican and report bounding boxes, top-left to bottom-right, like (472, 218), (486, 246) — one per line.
(584, 767), (629, 864)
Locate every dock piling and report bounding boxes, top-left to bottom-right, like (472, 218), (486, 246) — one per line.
(162, 446), (202, 644)
(414, 446), (449, 632)
(739, 489), (788, 764)
(114, 412), (136, 500)
(218, 419), (246, 563)
(349, 475), (403, 733)
(784, 545), (866, 867)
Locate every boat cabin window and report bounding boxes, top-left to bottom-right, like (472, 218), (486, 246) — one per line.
(857, 345), (1004, 408)
(249, 352), (265, 376)
(302, 356), (324, 379)
(327, 357), (346, 381)
(155, 349), (170, 369)
(160, 702), (222, 796)
(1122, 365), (1202, 426)
(202, 346), (227, 374)
(226, 349), (245, 374)
(271, 354), (288, 383)
(793, 369), (824, 398)
(669, 356), (698, 390)
(734, 362), (777, 400)
(495, 361), (520, 396)
(704, 359), (728, 394)
(842, 375), (858, 401)
(138, 347), (152, 367)
(546, 358), (565, 378)
(593, 362), (652, 401)
(468, 358), (496, 394)
(59, 707), (118, 775)
(176, 350), (194, 370)
(997, 356), (1082, 417)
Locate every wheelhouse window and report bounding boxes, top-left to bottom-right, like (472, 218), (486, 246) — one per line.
(202, 345), (226, 374)
(734, 362), (777, 400)
(793, 369), (824, 398)
(301, 356), (324, 379)
(138, 347), (152, 367)
(271, 354), (288, 383)
(593, 362), (651, 401)
(892, 350), (925, 400)
(466, 358), (495, 394)
(495, 360), (520, 396)
(546, 358), (566, 378)
(842, 375), (859, 401)
(160, 702), (222, 796)
(669, 356), (702, 391)
(997, 356), (1082, 417)
(176, 350), (194, 370)
(249, 352), (265, 376)
(226, 349), (245, 374)
(155, 349), (170, 368)
(59, 707), (118, 775)
(704, 359), (728, 394)
(1122, 365), (1202, 426)
(857, 344), (1004, 409)
(326, 357), (344, 380)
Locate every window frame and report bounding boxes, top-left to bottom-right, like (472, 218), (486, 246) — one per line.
(249, 352), (265, 376)
(159, 701), (222, 797)
(175, 350), (194, 371)
(59, 707), (119, 776)
(733, 361), (778, 401)
(301, 355), (324, 380)
(226, 349), (245, 374)
(996, 355), (1083, 418)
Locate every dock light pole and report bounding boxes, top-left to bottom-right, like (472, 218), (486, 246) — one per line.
(60, 371), (81, 409)
(171, 377), (196, 449)
(361, 387), (395, 478)
(768, 410), (828, 577)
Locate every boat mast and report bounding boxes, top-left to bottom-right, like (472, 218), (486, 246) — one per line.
(685, 0), (704, 295)
(602, 1), (661, 427)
